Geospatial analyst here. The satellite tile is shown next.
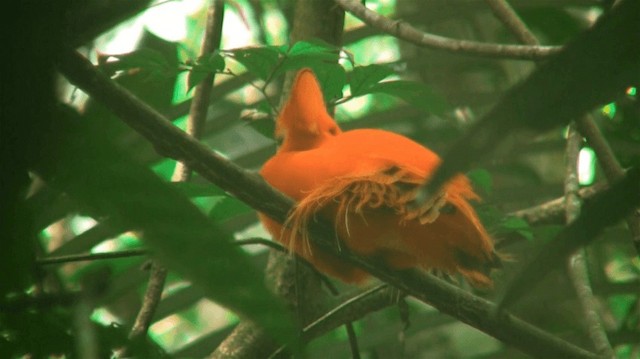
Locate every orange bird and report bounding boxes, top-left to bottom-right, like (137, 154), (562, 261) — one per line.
(259, 69), (498, 287)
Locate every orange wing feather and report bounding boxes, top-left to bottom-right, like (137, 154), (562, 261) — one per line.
(259, 69), (498, 287)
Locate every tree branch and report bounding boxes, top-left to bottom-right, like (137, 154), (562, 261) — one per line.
(511, 182), (607, 225)
(565, 125), (615, 358)
(173, 0), (226, 182)
(335, 0), (560, 60)
(57, 48), (599, 359)
(484, 0), (540, 46)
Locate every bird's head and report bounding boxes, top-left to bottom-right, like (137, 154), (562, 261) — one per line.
(276, 69), (342, 152)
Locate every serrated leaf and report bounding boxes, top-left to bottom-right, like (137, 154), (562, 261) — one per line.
(466, 168), (492, 195)
(369, 80), (449, 115)
(230, 46), (281, 79)
(349, 64), (394, 97)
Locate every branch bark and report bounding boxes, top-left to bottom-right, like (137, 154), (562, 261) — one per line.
(335, 0), (560, 60)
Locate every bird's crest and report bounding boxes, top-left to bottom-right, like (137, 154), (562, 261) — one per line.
(276, 69), (341, 151)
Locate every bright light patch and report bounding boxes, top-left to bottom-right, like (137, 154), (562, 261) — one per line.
(263, 8), (288, 44)
(340, 94), (372, 118)
(71, 215), (98, 234)
(627, 87), (637, 97)
(143, 1), (191, 42)
(578, 147), (596, 185)
(91, 308), (121, 326)
(602, 103), (616, 119)
(95, 18), (144, 54)
(222, 7), (255, 49)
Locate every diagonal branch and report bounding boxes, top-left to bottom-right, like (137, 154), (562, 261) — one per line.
(335, 0), (560, 60)
(57, 48), (598, 359)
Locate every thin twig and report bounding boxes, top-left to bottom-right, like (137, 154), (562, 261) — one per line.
(57, 49), (601, 359)
(37, 249), (148, 265)
(484, 0), (539, 46)
(173, 0), (226, 182)
(565, 124), (615, 358)
(510, 182), (607, 225)
(269, 284), (393, 358)
(335, 0), (560, 60)
(129, 263), (168, 343)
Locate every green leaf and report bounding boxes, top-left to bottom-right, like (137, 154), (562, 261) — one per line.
(187, 67), (208, 91)
(170, 182), (226, 198)
(186, 52), (226, 91)
(200, 52), (226, 73)
(369, 80), (450, 115)
(209, 196), (253, 222)
(500, 216), (533, 241)
(466, 168), (492, 195)
(349, 64), (394, 97)
(247, 115), (276, 139)
(287, 40), (339, 61)
(311, 62), (346, 102)
(105, 48), (172, 79)
(230, 46), (281, 79)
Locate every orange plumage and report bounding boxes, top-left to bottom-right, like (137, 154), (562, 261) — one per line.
(259, 69), (498, 287)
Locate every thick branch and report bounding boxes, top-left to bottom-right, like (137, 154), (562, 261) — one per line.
(57, 49), (598, 359)
(174, 0), (226, 181)
(335, 0), (560, 60)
